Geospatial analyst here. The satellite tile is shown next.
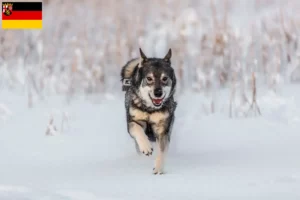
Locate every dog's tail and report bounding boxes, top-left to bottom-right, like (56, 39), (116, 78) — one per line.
(121, 58), (140, 91)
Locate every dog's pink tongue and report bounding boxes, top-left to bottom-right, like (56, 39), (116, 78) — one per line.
(153, 98), (163, 104)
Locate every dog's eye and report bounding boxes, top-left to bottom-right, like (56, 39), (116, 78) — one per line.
(146, 77), (153, 82)
(162, 77), (168, 82)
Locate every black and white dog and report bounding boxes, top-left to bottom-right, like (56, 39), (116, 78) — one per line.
(121, 48), (177, 174)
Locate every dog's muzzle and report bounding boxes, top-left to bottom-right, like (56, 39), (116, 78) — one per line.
(151, 88), (165, 106)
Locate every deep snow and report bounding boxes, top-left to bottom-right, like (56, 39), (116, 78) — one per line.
(1, 85), (300, 200)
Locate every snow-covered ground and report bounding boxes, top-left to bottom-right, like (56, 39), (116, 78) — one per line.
(1, 85), (300, 200)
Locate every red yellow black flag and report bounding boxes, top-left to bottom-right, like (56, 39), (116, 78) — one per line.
(2, 2), (42, 29)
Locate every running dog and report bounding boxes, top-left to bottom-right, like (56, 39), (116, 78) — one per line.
(120, 48), (177, 174)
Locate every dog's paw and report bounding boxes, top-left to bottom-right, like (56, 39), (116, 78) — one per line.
(153, 167), (164, 175)
(136, 137), (153, 156)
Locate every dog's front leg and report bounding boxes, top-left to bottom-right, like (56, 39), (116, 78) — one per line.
(151, 114), (174, 175)
(129, 122), (153, 156)
(152, 135), (169, 175)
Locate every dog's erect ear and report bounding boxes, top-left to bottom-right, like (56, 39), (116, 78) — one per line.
(163, 48), (172, 63)
(139, 48), (148, 61)
(132, 63), (140, 85)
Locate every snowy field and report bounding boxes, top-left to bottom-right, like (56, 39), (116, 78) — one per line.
(1, 84), (300, 200)
(1, 0), (300, 199)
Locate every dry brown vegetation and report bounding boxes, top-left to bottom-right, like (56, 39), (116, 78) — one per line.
(1, 0), (300, 115)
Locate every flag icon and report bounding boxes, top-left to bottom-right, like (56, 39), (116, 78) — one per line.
(2, 2), (42, 29)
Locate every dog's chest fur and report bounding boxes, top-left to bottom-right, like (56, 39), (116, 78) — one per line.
(129, 106), (169, 125)
(125, 88), (176, 136)
(125, 90), (175, 123)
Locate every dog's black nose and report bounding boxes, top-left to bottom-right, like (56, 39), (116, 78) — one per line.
(154, 88), (163, 97)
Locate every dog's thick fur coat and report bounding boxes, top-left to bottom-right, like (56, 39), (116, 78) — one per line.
(121, 48), (177, 174)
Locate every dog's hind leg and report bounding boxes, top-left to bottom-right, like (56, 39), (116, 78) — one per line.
(153, 135), (169, 175)
(129, 122), (153, 156)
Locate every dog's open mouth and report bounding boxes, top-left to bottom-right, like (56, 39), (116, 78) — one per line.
(150, 95), (165, 107)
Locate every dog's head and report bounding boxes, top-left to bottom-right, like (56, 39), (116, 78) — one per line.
(131, 48), (176, 109)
